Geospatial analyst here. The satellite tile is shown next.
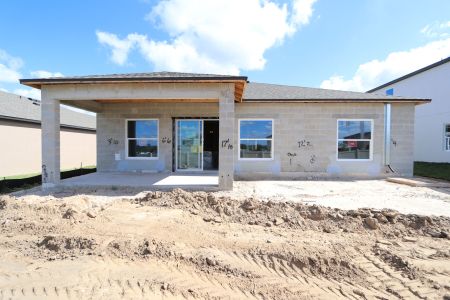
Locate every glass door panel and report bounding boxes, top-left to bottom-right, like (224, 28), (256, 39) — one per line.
(176, 120), (203, 170)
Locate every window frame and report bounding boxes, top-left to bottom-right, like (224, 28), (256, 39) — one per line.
(445, 123), (450, 151)
(336, 119), (374, 162)
(238, 118), (274, 161)
(125, 118), (159, 160)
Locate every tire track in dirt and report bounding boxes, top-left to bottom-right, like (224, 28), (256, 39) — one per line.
(173, 245), (385, 299)
(0, 255), (253, 300)
(355, 254), (438, 299)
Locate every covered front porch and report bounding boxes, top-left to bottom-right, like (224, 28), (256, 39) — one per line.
(61, 171), (219, 190)
(20, 73), (248, 190)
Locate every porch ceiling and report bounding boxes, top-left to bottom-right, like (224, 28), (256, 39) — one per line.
(60, 97), (221, 113)
(94, 98), (219, 103)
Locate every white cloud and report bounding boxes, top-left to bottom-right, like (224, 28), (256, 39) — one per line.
(291, 0), (316, 27)
(30, 70), (64, 78)
(13, 88), (41, 100)
(0, 49), (63, 99)
(421, 21), (450, 39)
(97, 31), (135, 65)
(320, 38), (450, 92)
(0, 49), (23, 83)
(97, 0), (317, 74)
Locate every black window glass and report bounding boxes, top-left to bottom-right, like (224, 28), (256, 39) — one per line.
(337, 140), (370, 159)
(240, 140), (272, 159)
(128, 140), (158, 157)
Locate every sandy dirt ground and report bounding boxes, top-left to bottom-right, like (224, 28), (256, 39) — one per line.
(1, 182), (450, 299)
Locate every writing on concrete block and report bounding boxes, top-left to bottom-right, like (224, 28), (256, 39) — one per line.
(221, 138), (233, 150)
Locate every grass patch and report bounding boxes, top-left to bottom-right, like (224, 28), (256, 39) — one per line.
(414, 161), (450, 181)
(3, 165), (96, 180)
(0, 167), (97, 194)
(3, 172), (41, 180)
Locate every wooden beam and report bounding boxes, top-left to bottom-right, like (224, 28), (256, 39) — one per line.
(234, 81), (246, 102)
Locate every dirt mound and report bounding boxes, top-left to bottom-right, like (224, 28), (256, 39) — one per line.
(134, 189), (450, 239)
(1, 188), (450, 299)
(34, 235), (97, 260)
(107, 238), (172, 259)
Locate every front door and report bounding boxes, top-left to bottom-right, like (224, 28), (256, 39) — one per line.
(176, 120), (203, 170)
(203, 120), (219, 170)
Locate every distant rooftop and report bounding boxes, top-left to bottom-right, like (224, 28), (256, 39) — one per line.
(0, 90), (96, 130)
(367, 56), (450, 93)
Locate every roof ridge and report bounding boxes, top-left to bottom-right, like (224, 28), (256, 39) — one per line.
(29, 71), (244, 80)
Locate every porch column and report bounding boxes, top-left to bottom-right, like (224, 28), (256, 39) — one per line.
(41, 90), (60, 188)
(218, 86), (235, 190)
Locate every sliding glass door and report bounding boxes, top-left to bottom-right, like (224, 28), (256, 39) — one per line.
(176, 120), (203, 170)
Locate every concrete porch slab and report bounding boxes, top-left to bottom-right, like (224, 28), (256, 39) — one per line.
(61, 172), (219, 190)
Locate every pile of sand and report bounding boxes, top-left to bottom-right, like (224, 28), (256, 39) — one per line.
(135, 189), (450, 239)
(0, 188), (449, 299)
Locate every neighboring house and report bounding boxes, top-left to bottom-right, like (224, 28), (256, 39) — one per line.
(367, 57), (450, 163)
(20, 72), (429, 190)
(0, 91), (96, 177)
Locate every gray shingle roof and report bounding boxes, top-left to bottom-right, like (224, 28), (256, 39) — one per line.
(243, 82), (427, 102)
(0, 91), (96, 130)
(20, 71), (247, 85)
(20, 71), (428, 103)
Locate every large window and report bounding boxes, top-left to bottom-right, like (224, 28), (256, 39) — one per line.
(337, 119), (373, 160)
(239, 119), (273, 160)
(126, 119), (159, 159)
(445, 124), (450, 151)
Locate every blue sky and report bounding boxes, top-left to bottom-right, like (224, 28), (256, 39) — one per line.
(1, 0), (449, 100)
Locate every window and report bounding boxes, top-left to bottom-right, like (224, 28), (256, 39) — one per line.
(445, 124), (450, 151)
(126, 120), (158, 158)
(239, 119), (273, 160)
(337, 120), (373, 160)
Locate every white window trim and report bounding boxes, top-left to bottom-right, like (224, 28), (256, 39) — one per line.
(238, 119), (274, 161)
(125, 119), (159, 160)
(445, 123), (450, 151)
(336, 119), (374, 162)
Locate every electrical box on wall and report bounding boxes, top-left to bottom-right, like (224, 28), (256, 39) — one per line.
(115, 153), (121, 161)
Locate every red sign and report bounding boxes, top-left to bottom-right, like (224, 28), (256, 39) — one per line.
(347, 141), (357, 148)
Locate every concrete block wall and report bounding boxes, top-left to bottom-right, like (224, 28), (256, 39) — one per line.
(234, 102), (391, 179)
(390, 103), (415, 176)
(39, 81), (418, 187)
(96, 102), (219, 172)
(41, 91), (60, 187)
(97, 101), (416, 178)
(218, 87), (235, 190)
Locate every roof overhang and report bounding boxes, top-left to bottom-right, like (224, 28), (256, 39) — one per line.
(20, 76), (248, 102)
(242, 98), (431, 105)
